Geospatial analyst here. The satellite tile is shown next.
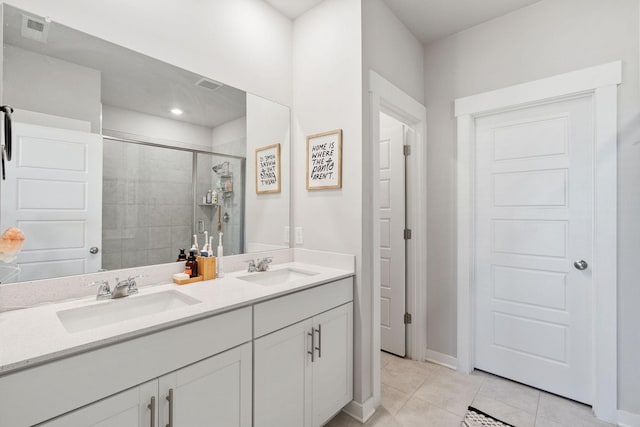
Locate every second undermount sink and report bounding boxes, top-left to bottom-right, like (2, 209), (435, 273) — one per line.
(237, 267), (318, 286)
(57, 290), (201, 333)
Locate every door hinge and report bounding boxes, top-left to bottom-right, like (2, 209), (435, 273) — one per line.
(403, 229), (412, 240)
(404, 312), (412, 324)
(403, 145), (411, 156)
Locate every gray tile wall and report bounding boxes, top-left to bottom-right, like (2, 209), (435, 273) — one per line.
(102, 140), (193, 270)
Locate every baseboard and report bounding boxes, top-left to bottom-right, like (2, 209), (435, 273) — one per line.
(618, 410), (640, 427)
(425, 348), (457, 370)
(342, 396), (378, 423)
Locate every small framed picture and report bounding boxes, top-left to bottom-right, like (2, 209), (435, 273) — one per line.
(255, 143), (281, 194)
(306, 129), (342, 190)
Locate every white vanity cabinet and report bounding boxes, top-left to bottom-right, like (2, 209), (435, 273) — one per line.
(0, 307), (252, 427)
(253, 278), (353, 427)
(40, 342), (252, 427)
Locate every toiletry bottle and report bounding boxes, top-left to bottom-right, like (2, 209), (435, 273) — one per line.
(217, 232), (224, 278)
(176, 248), (187, 262)
(206, 189), (212, 204)
(185, 250), (198, 278)
(191, 234), (199, 254)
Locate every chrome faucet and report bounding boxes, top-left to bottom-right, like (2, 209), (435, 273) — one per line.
(246, 257), (273, 273)
(256, 257), (273, 272)
(87, 275), (144, 300)
(112, 275), (143, 298)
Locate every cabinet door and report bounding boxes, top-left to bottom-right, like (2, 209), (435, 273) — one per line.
(312, 302), (353, 427)
(254, 318), (313, 427)
(40, 381), (156, 427)
(158, 342), (252, 427)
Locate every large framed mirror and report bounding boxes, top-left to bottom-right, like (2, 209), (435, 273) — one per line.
(0, 4), (290, 284)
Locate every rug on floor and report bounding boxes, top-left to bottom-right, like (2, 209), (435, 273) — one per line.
(461, 406), (515, 427)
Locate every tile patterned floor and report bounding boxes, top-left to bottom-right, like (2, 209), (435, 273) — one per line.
(325, 352), (615, 427)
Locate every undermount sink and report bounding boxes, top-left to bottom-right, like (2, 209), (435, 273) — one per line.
(237, 267), (318, 286)
(57, 290), (201, 333)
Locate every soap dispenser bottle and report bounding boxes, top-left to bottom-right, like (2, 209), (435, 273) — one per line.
(185, 250), (198, 278)
(176, 248), (187, 262)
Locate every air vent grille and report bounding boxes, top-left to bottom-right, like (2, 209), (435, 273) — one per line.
(195, 77), (223, 92)
(26, 19), (44, 32)
(21, 14), (49, 43)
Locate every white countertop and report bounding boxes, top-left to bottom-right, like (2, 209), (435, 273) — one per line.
(0, 261), (353, 375)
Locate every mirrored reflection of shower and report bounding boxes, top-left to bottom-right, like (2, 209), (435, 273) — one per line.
(195, 153), (245, 255)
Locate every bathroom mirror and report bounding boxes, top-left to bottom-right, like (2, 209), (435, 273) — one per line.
(0, 4), (290, 283)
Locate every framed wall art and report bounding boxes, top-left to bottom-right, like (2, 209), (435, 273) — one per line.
(255, 143), (281, 194)
(306, 129), (342, 190)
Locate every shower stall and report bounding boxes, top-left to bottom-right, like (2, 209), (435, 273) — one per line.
(102, 135), (245, 270)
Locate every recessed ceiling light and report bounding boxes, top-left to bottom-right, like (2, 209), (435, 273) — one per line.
(170, 108), (183, 116)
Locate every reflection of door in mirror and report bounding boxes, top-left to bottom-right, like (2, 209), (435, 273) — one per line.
(1, 122), (102, 282)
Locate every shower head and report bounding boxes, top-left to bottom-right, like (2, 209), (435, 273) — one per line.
(212, 161), (229, 174)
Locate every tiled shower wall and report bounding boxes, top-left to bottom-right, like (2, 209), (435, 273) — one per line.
(102, 140), (193, 270)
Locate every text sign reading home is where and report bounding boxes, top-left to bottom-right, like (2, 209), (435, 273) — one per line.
(255, 143), (281, 194)
(306, 129), (342, 190)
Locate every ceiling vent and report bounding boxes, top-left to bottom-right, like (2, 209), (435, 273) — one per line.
(21, 14), (50, 43)
(195, 77), (223, 92)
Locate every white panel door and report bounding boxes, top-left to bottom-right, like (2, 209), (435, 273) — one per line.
(1, 123), (102, 281)
(379, 115), (406, 356)
(40, 380), (156, 427)
(159, 342), (252, 427)
(475, 96), (594, 403)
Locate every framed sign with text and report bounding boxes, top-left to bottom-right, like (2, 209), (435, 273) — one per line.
(306, 129), (342, 190)
(255, 143), (281, 194)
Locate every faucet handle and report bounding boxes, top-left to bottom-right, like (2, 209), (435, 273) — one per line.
(126, 274), (145, 294)
(245, 259), (257, 272)
(87, 279), (111, 300)
(87, 279), (109, 288)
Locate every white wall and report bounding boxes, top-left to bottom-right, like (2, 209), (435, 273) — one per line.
(359, 0), (424, 406)
(102, 105), (214, 151)
(211, 116), (247, 157)
(4, 0), (293, 106)
(292, 0), (365, 401)
(3, 45), (101, 132)
(423, 0), (640, 414)
(362, 0), (425, 105)
(245, 93), (290, 251)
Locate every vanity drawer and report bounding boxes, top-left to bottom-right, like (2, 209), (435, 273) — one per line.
(253, 277), (353, 338)
(0, 306), (252, 427)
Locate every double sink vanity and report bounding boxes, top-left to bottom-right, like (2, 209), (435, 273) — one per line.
(0, 249), (355, 427)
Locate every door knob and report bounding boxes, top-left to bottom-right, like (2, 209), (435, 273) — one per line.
(574, 260), (588, 270)
(89, 246), (99, 254)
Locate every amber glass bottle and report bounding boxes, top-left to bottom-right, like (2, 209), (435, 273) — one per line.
(185, 250), (199, 278)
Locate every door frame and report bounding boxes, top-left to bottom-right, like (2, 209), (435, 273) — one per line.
(454, 61), (620, 422)
(369, 71), (428, 405)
